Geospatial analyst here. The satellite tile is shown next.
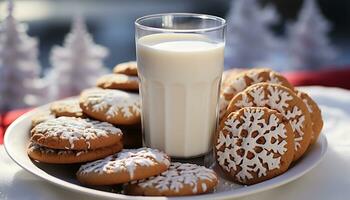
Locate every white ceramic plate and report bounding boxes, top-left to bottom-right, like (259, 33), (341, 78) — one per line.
(4, 98), (327, 200)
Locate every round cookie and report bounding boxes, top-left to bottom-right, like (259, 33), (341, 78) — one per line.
(226, 83), (312, 161)
(79, 88), (141, 125)
(125, 162), (218, 196)
(31, 111), (56, 128)
(50, 98), (85, 118)
(113, 61), (138, 76)
(220, 68), (294, 118)
(296, 90), (323, 145)
(216, 107), (295, 185)
(96, 74), (139, 91)
(30, 116), (123, 150)
(27, 142), (123, 164)
(76, 148), (170, 185)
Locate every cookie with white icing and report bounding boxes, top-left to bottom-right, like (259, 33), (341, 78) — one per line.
(50, 98), (86, 118)
(216, 107), (295, 185)
(296, 91), (323, 145)
(113, 61), (138, 76)
(79, 88), (141, 125)
(31, 111), (56, 128)
(27, 142), (123, 164)
(125, 162), (218, 196)
(96, 74), (139, 91)
(76, 148), (170, 185)
(30, 116), (123, 150)
(220, 68), (294, 119)
(226, 83), (312, 161)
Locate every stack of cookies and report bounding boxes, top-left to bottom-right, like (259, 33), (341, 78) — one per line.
(27, 61), (220, 196)
(215, 68), (323, 185)
(28, 116), (124, 164)
(91, 61), (142, 148)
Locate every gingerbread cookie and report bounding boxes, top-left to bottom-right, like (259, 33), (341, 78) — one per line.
(296, 91), (323, 145)
(125, 162), (218, 196)
(216, 107), (295, 185)
(79, 88), (141, 125)
(113, 61), (138, 76)
(50, 98), (85, 118)
(226, 83), (312, 161)
(220, 68), (294, 118)
(76, 148), (170, 185)
(27, 142), (123, 164)
(30, 116), (123, 150)
(96, 74), (139, 91)
(31, 111), (55, 128)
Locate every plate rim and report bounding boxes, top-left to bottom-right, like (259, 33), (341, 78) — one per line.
(4, 100), (328, 200)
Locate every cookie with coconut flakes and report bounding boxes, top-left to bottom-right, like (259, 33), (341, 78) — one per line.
(125, 162), (218, 196)
(79, 88), (141, 125)
(30, 116), (123, 150)
(76, 147), (170, 185)
(225, 83), (312, 161)
(50, 98), (86, 118)
(220, 68), (294, 118)
(296, 90), (323, 145)
(216, 107), (295, 185)
(96, 74), (139, 91)
(27, 141), (123, 164)
(113, 61), (138, 76)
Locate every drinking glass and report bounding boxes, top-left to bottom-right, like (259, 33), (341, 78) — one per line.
(135, 13), (226, 158)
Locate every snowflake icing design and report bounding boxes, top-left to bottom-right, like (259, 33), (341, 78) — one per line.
(235, 85), (305, 151)
(223, 70), (283, 97)
(88, 90), (140, 118)
(216, 108), (288, 182)
(135, 163), (217, 193)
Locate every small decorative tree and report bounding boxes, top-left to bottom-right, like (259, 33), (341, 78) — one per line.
(0, 0), (43, 112)
(47, 15), (109, 100)
(225, 0), (281, 68)
(287, 0), (337, 70)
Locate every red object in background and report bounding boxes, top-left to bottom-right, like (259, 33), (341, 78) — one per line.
(0, 127), (3, 144)
(2, 108), (31, 130)
(283, 67), (350, 90)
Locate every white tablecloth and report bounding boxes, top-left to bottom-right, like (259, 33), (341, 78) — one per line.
(1, 86), (350, 200)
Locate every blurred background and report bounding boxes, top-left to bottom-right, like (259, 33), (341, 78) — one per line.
(0, 0), (350, 113)
(0, 0), (349, 71)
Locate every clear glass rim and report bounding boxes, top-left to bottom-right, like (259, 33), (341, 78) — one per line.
(135, 13), (226, 33)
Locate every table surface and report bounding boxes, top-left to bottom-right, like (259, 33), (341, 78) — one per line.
(1, 86), (350, 200)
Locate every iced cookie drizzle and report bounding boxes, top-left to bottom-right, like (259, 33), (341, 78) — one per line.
(31, 117), (122, 148)
(220, 70), (285, 118)
(78, 148), (170, 179)
(134, 162), (217, 193)
(234, 85), (305, 151)
(83, 89), (140, 119)
(216, 108), (288, 182)
(223, 71), (284, 99)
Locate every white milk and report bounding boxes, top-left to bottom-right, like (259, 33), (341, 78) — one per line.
(137, 33), (224, 158)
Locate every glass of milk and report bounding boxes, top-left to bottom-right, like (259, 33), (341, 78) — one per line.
(135, 13), (226, 158)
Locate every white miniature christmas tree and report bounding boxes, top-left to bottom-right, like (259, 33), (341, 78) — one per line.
(0, 0), (43, 112)
(225, 0), (281, 69)
(46, 15), (109, 100)
(287, 0), (337, 70)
